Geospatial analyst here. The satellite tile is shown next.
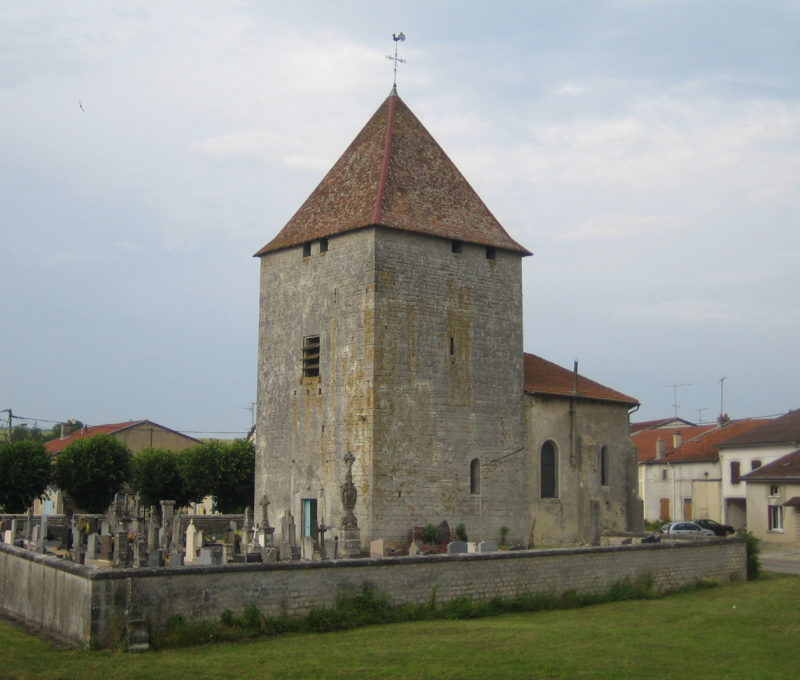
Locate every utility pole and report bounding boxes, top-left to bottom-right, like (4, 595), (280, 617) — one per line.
(0, 408), (11, 442)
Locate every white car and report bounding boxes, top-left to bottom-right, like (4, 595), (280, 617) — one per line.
(665, 521), (716, 538)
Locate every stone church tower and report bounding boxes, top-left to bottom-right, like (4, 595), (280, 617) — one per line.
(254, 88), (532, 550)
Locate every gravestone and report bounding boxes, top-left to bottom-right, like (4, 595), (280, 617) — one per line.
(31, 526), (39, 546)
(99, 534), (113, 560)
(198, 546), (222, 565)
(261, 546), (279, 563)
(86, 532), (100, 559)
(184, 520), (198, 563)
(10, 519), (17, 538)
(170, 546), (185, 567)
(147, 510), (159, 553)
(407, 540), (420, 556)
(148, 548), (163, 567)
(171, 515), (182, 555)
(447, 540), (468, 554)
(302, 535), (315, 560)
(241, 506), (252, 556)
(114, 530), (129, 567)
(38, 515), (49, 552)
(477, 540), (498, 552)
(370, 539), (385, 558)
(160, 500), (175, 552)
(280, 510), (296, 560)
(3, 530), (13, 544)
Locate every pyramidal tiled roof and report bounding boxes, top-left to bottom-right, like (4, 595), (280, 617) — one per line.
(523, 353), (638, 407)
(255, 88), (531, 256)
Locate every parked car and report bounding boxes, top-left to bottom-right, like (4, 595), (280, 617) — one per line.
(692, 518), (735, 536)
(664, 521), (715, 538)
(659, 522), (674, 534)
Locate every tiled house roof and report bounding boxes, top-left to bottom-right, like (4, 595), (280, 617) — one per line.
(635, 419), (771, 465)
(630, 417), (696, 434)
(44, 420), (145, 455)
(523, 353), (638, 407)
(255, 89), (531, 257)
(44, 420), (200, 455)
(742, 449), (800, 482)
(715, 408), (800, 448)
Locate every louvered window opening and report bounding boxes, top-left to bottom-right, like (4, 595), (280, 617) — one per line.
(303, 336), (320, 378)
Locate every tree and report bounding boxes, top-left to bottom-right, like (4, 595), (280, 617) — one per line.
(0, 441), (51, 513)
(130, 447), (191, 510)
(211, 439), (255, 514)
(180, 439), (255, 514)
(52, 435), (132, 513)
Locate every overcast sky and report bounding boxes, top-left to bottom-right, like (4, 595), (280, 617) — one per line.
(2, 1), (799, 437)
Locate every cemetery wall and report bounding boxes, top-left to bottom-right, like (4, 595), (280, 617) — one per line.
(0, 543), (91, 645)
(1, 539), (745, 648)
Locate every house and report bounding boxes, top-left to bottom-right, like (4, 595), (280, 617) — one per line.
(717, 409), (800, 530)
(634, 418), (770, 523)
(253, 87), (642, 551)
(742, 449), (800, 547)
(38, 419), (200, 514)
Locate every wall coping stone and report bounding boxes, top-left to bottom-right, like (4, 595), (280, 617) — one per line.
(3, 536), (744, 581)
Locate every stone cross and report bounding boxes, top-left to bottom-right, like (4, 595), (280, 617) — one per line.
(258, 494), (271, 528)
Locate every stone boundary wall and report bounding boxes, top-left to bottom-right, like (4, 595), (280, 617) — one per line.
(1, 539), (746, 648)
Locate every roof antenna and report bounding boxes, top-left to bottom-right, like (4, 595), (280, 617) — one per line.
(387, 32), (406, 91)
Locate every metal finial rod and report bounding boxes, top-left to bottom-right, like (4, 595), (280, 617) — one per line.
(386, 32), (406, 88)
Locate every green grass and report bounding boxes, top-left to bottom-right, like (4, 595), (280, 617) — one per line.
(2, 574), (799, 679)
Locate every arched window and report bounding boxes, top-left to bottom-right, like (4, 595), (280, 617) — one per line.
(470, 458), (480, 495)
(600, 445), (609, 487)
(541, 441), (557, 498)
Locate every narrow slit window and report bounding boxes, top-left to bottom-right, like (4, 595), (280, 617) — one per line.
(541, 440), (557, 498)
(302, 336), (320, 378)
(470, 458), (480, 495)
(452, 240), (463, 254)
(450, 336), (455, 356)
(600, 445), (609, 487)
(302, 242), (312, 258)
(485, 246), (496, 260)
(320, 238), (328, 253)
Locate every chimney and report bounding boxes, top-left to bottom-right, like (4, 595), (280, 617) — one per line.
(572, 360), (579, 395)
(655, 438), (665, 460)
(673, 431), (682, 448)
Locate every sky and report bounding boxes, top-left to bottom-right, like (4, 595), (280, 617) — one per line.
(2, 1), (799, 438)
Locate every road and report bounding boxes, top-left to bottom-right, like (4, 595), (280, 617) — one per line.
(761, 554), (800, 576)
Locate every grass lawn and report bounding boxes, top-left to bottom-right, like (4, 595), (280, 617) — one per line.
(2, 574), (799, 680)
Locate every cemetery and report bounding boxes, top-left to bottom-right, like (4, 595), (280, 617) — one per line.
(1, 497), (747, 650)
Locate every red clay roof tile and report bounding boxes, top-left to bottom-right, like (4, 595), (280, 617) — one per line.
(523, 353), (638, 407)
(255, 90), (531, 257)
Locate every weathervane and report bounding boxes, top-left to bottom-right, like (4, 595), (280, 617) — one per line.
(387, 32), (406, 88)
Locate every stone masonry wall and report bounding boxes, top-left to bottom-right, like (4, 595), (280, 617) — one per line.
(371, 228), (527, 544)
(0, 544), (92, 645)
(1, 540), (746, 648)
(256, 229), (377, 545)
(525, 395), (643, 546)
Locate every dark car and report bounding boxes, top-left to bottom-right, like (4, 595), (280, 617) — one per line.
(693, 518), (735, 536)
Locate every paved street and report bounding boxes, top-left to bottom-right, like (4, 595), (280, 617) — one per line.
(761, 550), (800, 576)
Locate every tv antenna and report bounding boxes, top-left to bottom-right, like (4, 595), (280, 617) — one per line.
(666, 383), (691, 419)
(387, 32), (406, 88)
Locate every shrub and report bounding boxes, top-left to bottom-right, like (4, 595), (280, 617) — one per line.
(744, 531), (761, 580)
(422, 523), (437, 544)
(455, 523), (468, 541)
